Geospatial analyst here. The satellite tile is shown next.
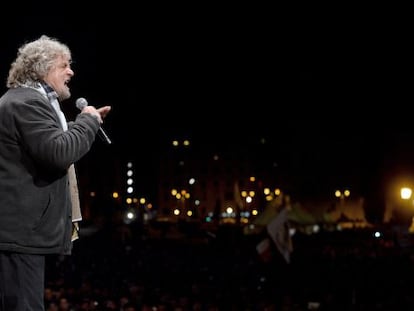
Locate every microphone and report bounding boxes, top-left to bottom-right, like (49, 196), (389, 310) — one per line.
(75, 97), (112, 145)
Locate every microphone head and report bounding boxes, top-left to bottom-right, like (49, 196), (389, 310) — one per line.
(75, 97), (88, 110)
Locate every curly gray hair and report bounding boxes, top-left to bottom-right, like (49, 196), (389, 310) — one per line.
(7, 35), (71, 88)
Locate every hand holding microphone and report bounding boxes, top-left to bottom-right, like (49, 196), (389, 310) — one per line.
(76, 98), (112, 144)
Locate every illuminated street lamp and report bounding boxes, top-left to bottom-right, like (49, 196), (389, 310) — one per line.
(171, 188), (190, 219)
(392, 186), (414, 230)
(240, 190), (255, 224)
(334, 189), (350, 200)
(401, 187), (412, 200)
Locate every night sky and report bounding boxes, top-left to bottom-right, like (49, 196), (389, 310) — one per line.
(1, 4), (413, 201)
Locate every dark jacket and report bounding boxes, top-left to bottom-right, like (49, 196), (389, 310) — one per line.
(0, 87), (100, 255)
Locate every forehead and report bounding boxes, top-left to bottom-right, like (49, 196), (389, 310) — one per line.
(54, 54), (72, 65)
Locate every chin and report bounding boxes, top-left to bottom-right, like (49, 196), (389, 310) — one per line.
(60, 91), (71, 101)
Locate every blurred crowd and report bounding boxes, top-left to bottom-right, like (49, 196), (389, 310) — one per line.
(44, 223), (414, 311)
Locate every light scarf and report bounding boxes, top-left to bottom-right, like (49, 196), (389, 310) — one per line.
(35, 83), (82, 241)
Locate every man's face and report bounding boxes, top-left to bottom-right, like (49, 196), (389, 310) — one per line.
(43, 54), (74, 101)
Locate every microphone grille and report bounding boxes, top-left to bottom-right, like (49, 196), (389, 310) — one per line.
(75, 97), (88, 110)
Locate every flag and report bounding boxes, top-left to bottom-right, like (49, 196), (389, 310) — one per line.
(266, 206), (293, 264)
(256, 237), (273, 263)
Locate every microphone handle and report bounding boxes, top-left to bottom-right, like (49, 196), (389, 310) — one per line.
(98, 127), (112, 144)
(75, 97), (112, 144)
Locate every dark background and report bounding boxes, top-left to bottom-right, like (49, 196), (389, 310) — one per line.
(1, 3), (413, 202)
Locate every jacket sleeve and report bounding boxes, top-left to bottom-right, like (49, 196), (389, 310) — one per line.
(13, 92), (101, 171)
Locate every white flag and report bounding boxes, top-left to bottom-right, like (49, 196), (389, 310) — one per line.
(266, 207), (293, 263)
